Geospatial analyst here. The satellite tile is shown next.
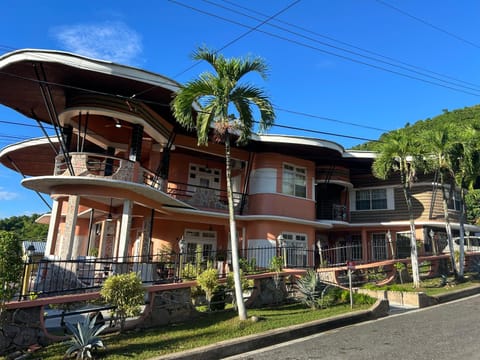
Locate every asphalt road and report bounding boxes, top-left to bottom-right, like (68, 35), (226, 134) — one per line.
(225, 294), (480, 360)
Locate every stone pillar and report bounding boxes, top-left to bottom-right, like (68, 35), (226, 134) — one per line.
(117, 199), (133, 259)
(45, 198), (62, 256)
(59, 195), (80, 260)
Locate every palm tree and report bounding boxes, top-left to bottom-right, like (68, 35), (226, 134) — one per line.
(449, 124), (480, 278)
(171, 47), (275, 320)
(372, 129), (421, 288)
(424, 126), (458, 278)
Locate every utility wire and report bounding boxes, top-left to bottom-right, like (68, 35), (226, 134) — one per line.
(375, 0), (480, 50)
(0, 68), (379, 142)
(170, 0), (480, 97)
(219, 0), (480, 89)
(134, 0), (301, 97)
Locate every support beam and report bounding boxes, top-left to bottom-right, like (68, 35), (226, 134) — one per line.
(60, 195), (80, 259)
(117, 199), (133, 259)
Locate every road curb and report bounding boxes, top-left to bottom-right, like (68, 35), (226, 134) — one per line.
(152, 299), (389, 360)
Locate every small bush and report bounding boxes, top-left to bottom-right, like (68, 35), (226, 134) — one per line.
(196, 268), (219, 310)
(100, 272), (145, 332)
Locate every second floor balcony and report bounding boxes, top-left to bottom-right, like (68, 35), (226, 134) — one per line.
(54, 152), (246, 213)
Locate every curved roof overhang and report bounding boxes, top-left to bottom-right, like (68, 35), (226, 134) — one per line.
(249, 134), (345, 161)
(0, 137), (58, 176)
(21, 176), (194, 211)
(0, 49), (181, 127)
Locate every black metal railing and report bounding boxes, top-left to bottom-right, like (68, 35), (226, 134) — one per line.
(165, 181), (245, 212)
(17, 245), (372, 300)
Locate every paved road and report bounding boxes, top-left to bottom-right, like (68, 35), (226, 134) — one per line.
(225, 294), (480, 360)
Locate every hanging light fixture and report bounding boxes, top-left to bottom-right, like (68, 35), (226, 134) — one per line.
(106, 198), (113, 222)
(115, 119), (122, 128)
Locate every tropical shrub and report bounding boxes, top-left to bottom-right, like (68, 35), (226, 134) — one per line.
(100, 272), (145, 332)
(296, 269), (325, 309)
(64, 313), (107, 360)
(196, 268), (219, 310)
(0, 230), (23, 321)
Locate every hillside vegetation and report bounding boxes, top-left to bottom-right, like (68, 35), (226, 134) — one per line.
(0, 214), (48, 241)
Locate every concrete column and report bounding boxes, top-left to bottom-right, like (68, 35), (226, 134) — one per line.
(45, 199), (62, 256)
(361, 228), (369, 263)
(141, 213), (152, 258)
(117, 199), (133, 260)
(59, 195), (80, 260)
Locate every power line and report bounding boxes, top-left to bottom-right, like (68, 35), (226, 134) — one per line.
(375, 0), (480, 50)
(218, 0), (480, 89)
(0, 51), (386, 143)
(134, 0), (301, 96)
(169, 0), (480, 97)
(273, 106), (389, 132)
(0, 119), (55, 129)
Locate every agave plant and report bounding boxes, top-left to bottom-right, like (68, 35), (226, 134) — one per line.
(296, 269), (324, 309)
(65, 313), (108, 360)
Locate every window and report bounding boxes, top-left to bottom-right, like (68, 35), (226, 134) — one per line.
(189, 164), (221, 190)
(396, 232), (411, 259)
(447, 190), (461, 211)
(281, 232), (307, 267)
(371, 233), (387, 261)
(355, 189), (388, 210)
(282, 164), (306, 198)
(184, 230), (217, 263)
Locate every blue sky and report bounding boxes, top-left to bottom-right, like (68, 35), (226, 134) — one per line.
(1, 0), (479, 218)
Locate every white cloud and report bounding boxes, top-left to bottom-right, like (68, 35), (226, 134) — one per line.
(0, 188), (18, 201)
(52, 21), (142, 64)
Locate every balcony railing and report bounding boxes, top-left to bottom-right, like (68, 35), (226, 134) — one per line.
(166, 181), (246, 212)
(54, 153), (246, 212)
(17, 245), (371, 300)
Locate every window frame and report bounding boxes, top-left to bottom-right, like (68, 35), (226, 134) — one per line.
(282, 163), (307, 198)
(352, 187), (394, 211)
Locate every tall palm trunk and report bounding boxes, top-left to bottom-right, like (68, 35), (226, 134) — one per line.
(458, 187), (467, 278)
(402, 180), (420, 288)
(225, 133), (247, 320)
(440, 174), (458, 277)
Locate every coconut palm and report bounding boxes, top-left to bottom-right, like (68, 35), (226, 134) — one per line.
(171, 47), (275, 320)
(449, 124), (480, 277)
(372, 129), (421, 288)
(423, 126), (459, 278)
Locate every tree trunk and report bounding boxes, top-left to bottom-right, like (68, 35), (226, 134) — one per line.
(225, 134), (248, 320)
(403, 184), (420, 288)
(458, 187), (466, 278)
(440, 176), (458, 277)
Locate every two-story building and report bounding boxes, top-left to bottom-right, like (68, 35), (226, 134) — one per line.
(0, 49), (476, 276)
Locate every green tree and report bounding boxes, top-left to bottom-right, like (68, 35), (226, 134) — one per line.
(172, 47), (275, 320)
(444, 124), (480, 277)
(423, 125), (460, 278)
(0, 230), (23, 321)
(100, 272), (145, 332)
(0, 214), (48, 240)
(372, 129), (421, 288)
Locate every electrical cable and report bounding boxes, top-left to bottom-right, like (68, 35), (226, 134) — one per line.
(169, 0), (480, 97)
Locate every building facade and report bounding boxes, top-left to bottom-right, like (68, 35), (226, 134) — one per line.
(0, 49), (476, 274)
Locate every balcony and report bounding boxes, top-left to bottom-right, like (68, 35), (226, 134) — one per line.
(317, 203), (349, 221)
(54, 152), (246, 213)
(166, 181), (246, 213)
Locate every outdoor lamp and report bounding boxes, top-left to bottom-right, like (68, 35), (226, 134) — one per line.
(429, 229), (435, 239)
(27, 244), (35, 263)
(277, 234), (285, 248)
(178, 236), (186, 254)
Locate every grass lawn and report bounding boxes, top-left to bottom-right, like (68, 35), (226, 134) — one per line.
(362, 273), (480, 296)
(9, 274), (480, 360)
(31, 302), (372, 360)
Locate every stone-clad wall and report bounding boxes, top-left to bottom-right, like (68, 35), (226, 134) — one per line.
(1, 273), (294, 356)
